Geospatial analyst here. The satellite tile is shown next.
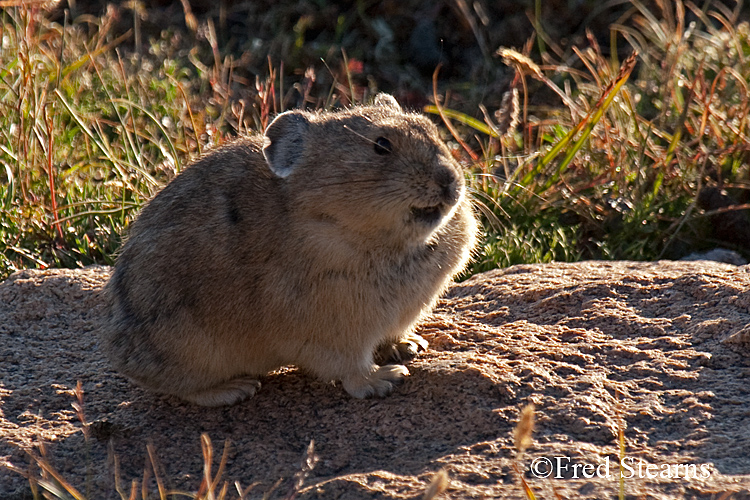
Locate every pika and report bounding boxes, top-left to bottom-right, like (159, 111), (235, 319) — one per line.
(101, 94), (478, 406)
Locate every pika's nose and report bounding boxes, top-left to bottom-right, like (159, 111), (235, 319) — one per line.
(434, 167), (459, 204)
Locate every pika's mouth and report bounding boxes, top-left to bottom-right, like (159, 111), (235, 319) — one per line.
(410, 204), (444, 226)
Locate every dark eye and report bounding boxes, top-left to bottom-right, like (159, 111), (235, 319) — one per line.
(373, 137), (392, 155)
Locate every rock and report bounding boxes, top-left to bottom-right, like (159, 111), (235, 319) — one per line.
(682, 248), (748, 266)
(698, 187), (750, 254)
(1, 261), (750, 498)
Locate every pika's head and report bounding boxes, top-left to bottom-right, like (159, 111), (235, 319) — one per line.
(262, 94), (465, 246)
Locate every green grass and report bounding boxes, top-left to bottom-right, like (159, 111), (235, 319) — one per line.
(1, 1), (749, 282)
(0, 7), (249, 278)
(442, 0), (750, 274)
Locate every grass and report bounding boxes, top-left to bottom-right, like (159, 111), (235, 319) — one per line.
(443, 0), (750, 273)
(0, 4), (259, 278)
(12, 438), (451, 500)
(9, 433), (313, 500)
(4, 394), (636, 500)
(2, 3), (748, 281)
(6, 380), (455, 500)
(1, 2), (749, 280)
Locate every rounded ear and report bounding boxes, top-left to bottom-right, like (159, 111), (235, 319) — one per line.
(262, 111), (310, 178)
(373, 93), (402, 112)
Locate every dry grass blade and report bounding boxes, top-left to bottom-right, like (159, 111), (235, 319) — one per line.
(178, 0), (198, 32)
(493, 88), (520, 139)
(234, 480), (261, 500)
(196, 434), (232, 500)
(146, 443), (167, 500)
(511, 462), (537, 500)
(514, 404), (535, 456)
(497, 47), (544, 80)
(283, 440), (318, 500)
(498, 47), (581, 113)
(431, 65), (479, 161)
(422, 469), (450, 500)
(452, 0), (490, 61)
(511, 404), (537, 500)
(28, 454), (88, 500)
(618, 398), (626, 500)
(197, 434), (214, 499)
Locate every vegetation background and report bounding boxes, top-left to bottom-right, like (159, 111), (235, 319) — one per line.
(1, 2), (750, 499)
(1, 0), (749, 280)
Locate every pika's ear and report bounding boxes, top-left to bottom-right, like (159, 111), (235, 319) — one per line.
(373, 93), (402, 112)
(262, 111), (310, 178)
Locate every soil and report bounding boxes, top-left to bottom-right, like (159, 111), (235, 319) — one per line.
(2, 260), (750, 499)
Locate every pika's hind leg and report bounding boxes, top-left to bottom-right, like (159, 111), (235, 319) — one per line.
(342, 364), (410, 399)
(181, 377), (261, 407)
(374, 332), (429, 365)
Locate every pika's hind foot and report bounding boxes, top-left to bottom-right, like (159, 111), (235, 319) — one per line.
(343, 364), (409, 398)
(374, 333), (429, 365)
(182, 377), (261, 407)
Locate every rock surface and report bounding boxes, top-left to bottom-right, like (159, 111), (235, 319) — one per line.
(1, 261), (750, 499)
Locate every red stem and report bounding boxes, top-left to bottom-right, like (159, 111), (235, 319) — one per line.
(46, 111), (63, 241)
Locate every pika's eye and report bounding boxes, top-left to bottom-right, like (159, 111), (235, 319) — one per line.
(373, 137), (392, 155)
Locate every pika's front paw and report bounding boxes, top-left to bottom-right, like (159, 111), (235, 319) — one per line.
(342, 364), (409, 398)
(182, 376), (261, 407)
(374, 333), (429, 365)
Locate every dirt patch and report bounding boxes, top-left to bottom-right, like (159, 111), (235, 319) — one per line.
(2, 261), (750, 498)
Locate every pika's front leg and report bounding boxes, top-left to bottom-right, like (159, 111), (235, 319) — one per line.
(181, 376), (262, 407)
(341, 364), (410, 399)
(374, 332), (429, 365)
(302, 338), (414, 398)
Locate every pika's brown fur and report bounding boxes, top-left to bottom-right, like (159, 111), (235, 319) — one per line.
(101, 94), (478, 406)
